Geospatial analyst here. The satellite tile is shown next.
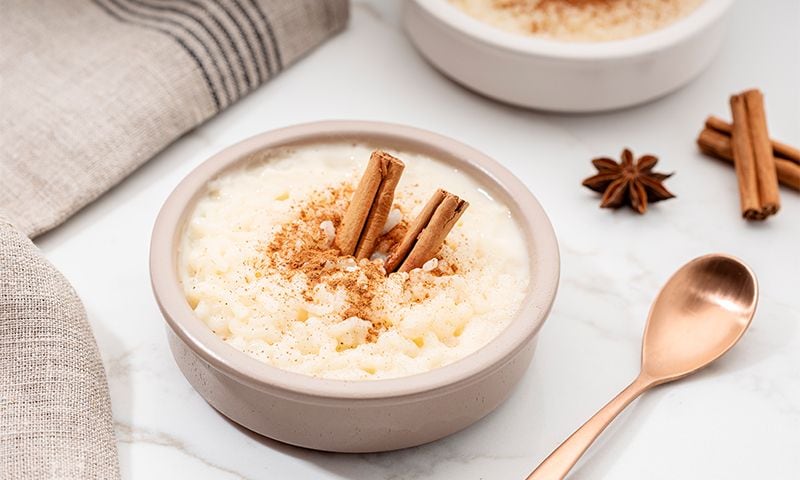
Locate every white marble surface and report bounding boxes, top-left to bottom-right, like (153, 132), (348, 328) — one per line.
(36, 1), (799, 478)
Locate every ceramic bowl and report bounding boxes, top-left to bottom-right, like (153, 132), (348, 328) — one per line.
(150, 121), (559, 452)
(403, 0), (734, 112)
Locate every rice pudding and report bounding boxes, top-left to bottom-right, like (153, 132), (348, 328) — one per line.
(179, 143), (529, 380)
(449, 0), (705, 42)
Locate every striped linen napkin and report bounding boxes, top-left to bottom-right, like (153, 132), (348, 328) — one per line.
(0, 1), (348, 478)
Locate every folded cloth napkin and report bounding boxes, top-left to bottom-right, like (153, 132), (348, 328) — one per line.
(0, 1), (348, 478)
(0, 217), (118, 479)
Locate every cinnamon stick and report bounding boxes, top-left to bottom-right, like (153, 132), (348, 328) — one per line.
(384, 190), (445, 273)
(697, 128), (800, 191)
(743, 90), (780, 215)
(729, 93), (763, 219)
(335, 151), (404, 258)
(706, 116), (800, 165)
(384, 189), (468, 273)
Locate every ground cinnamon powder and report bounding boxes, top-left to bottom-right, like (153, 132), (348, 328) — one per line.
(257, 182), (458, 344)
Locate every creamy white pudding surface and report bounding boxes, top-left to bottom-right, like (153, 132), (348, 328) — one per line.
(449, 0), (705, 42)
(179, 143), (530, 380)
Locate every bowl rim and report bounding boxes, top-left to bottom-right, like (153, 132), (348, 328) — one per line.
(150, 120), (559, 401)
(411, 0), (734, 60)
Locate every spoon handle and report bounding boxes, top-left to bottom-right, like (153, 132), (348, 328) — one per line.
(526, 374), (654, 480)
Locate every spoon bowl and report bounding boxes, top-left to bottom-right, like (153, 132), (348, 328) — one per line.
(642, 254), (758, 383)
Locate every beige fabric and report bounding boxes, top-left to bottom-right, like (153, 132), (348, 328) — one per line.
(0, 218), (118, 479)
(0, 0), (348, 478)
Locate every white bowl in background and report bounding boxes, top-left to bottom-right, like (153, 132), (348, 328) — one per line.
(403, 0), (734, 112)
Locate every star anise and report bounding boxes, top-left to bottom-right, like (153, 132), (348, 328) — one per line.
(582, 149), (675, 214)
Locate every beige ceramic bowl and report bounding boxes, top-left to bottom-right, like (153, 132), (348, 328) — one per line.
(150, 121), (559, 452)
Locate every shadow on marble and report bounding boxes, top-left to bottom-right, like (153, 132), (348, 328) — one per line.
(86, 308), (134, 476)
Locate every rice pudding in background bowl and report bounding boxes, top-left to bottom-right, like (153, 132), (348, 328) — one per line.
(150, 121), (559, 452)
(404, 0), (734, 111)
(450, 0), (706, 42)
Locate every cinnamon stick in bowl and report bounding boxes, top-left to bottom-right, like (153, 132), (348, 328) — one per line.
(385, 189), (468, 273)
(335, 150), (405, 258)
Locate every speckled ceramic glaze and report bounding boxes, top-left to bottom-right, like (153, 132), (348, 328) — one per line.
(150, 121), (559, 452)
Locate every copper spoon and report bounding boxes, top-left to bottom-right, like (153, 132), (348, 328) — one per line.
(527, 254), (757, 480)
